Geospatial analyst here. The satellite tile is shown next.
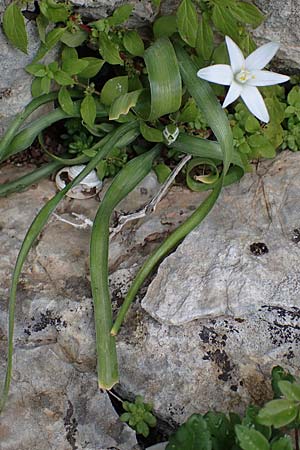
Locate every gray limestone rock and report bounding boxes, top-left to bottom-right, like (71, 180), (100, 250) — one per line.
(142, 152), (300, 324)
(253, 0), (300, 70)
(1, 152), (300, 445)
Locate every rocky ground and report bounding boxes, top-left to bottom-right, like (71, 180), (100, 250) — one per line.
(0, 151), (299, 449)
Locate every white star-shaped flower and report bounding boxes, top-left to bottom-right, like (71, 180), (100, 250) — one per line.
(197, 36), (290, 123)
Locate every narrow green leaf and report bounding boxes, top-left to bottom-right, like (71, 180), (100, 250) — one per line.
(0, 122), (139, 414)
(257, 399), (298, 428)
(196, 13), (213, 60)
(176, 0), (198, 47)
(80, 95), (96, 127)
(153, 15), (177, 39)
(58, 86), (75, 115)
(140, 122), (164, 142)
(78, 57), (105, 79)
(144, 38), (182, 120)
(109, 90), (142, 120)
(123, 30), (144, 56)
(100, 76), (128, 106)
(235, 425), (270, 450)
(99, 32), (123, 65)
(3, 3), (28, 53)
(186, 158), (219, 190)
(90, 145), (161, 389)
(174, 44), (233, 174)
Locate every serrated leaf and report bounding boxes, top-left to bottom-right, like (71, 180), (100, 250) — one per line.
(78, 57), (105, 79)
(80, 95), (96, 127)
(153, 15), (177, 39)
(257, 399), (298, 428)
(177, 0), (198, 47)
(212, 5), (239, 42)
(235, 425), (269, 450)
(62, 58), (89, 75)
(60, 29), (88, 47)
(140, 122), (163, 142)
(58, 86), (75, 115)
(107, 4), (133, 26)
(3, 3), (28, 54)
(53, 70), (74, 86)
(101, 76), (128, 106)
(123, 30), (144, 56)
(167, 414), (212, 450)
(278, 381), (300, 401)
(26, 63), (47, 77)
(231, 2), (264, 27)
(99, 32), (123, 65)
(109, 90), (142, 120)
(36, 14), (49, 43)
(196, 13), (213, 60)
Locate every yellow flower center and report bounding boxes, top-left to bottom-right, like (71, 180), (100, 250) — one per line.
(235, 69), (251, 84)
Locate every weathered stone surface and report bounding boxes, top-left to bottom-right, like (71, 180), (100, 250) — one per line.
(1, 152), (300, 446)
(142, 152), (300, 324)
(253, 0), (300, 70)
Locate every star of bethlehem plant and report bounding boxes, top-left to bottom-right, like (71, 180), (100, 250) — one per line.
(0, 0), (295, 428)
(197, 36), (290, 123)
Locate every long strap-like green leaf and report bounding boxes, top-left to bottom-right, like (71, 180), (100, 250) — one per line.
(0, 121), (139, 413)
(0, 160), (63, 197)
(90, 145), (162, 390)
(111, 44), (234, 335)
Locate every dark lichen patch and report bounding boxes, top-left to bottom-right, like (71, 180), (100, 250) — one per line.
(24, 310), (67, 336)
(260, 306), (300, 347)
(199, 326), (218, 344)
(64, 400), (78, 450)
(291, 228), (300, 243)
(203, 349), (234, 382)
(283, 347), (295, 360)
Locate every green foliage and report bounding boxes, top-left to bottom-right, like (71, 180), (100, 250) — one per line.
(3, 3), (28, 53)
(164, 367), (299, 450)
(120, 395), (157, 437)
(0, 0), (295, 425)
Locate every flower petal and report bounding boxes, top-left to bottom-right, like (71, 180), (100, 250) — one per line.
(197, 64), (233, 86)
(240, 85), (269, 122)
(225, 36), (245, 74)
(247, 70), (290, 86)
(245, 42), (279, 71)
(222, 81), (242, 108)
